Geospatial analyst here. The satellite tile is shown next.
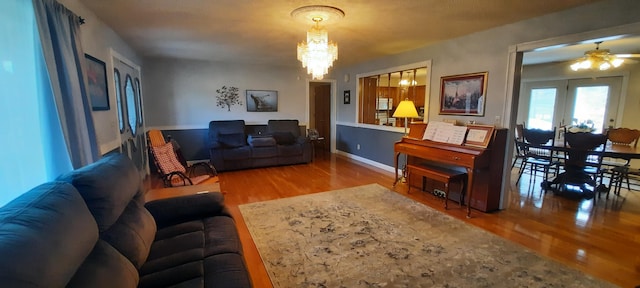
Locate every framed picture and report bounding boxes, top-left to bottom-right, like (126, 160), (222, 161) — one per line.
(464, 124), (495, 148)
(343, 90), (351, 104)
(246, 90), (277, 112)
(439, 72), (488, 116)
(85, 54), (110, 111)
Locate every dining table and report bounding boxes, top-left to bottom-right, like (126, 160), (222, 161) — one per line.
(542, 142), (640, 197)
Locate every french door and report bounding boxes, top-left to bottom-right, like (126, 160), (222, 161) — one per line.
(522, 77), (622, 134)
(112, 52), (147, 177)
(564, 77), (621, 133)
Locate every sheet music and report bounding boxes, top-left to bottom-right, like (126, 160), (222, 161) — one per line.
(431, 125), (467, 144)
(447, 126), (468, 145)
(422, 121), (453, 141)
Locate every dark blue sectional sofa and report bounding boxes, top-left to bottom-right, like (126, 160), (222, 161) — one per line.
(0, 154), (251, 288)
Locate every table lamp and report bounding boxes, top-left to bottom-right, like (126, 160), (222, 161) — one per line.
(393, 99), (419, 135)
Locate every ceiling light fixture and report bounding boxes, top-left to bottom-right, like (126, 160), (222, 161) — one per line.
(291, 5), (344, 80)
(570, 41), (625, 71)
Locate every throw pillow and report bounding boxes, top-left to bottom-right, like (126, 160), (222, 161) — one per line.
(272, 132), (296, 145)
(151, 142), (186, 174)
(219, 133), (246, 148)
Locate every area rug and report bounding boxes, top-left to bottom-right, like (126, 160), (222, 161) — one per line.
(239, 184), (615, 287)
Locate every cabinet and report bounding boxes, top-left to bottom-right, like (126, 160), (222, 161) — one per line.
(376, 98), (395, 126)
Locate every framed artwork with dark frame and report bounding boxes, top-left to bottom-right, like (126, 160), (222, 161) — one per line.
(246, 90), (278, 112)
(439, 71), (488, 116)
(343, 90), (351, 104)
(85, 54), (110, 111)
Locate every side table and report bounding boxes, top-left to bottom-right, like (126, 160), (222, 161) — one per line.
(145, 180), (221, 202)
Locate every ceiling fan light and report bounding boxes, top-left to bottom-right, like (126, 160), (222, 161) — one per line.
(612, 58), (624, 67)
(599, 62), (611, 70)
(570, 61), (582, 71)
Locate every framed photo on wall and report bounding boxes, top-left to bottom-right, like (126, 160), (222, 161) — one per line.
(85, 54), (110, 111)
(343, 90), (351, 104)
(246, 90), (278, 112)
(439, 71), (488, 116)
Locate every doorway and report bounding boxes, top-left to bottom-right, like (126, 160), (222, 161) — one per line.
(520, 77), (622, 134)
(112, 51), (147, 177)
(309, 82), (331, 154)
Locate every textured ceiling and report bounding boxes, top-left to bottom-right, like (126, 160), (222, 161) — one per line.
(78, 0), (606, 67)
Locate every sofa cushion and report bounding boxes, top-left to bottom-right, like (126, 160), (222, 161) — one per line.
(219, 133), (246, 148)
(278, 143), (303, 156)
(151, 142), (186, 174)
(0, 182), (98, 288)
(67, 240), (139, 288)
(272, 131), (296, 145)
(204, 253), (253, 287)
(222, 146), (252, 160)
(247, 135), (276, 147)
(101, 199), (156, 269)
(57, 154), (141, 232)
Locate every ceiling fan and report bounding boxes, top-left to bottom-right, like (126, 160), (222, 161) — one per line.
(570, 41), (640, 71)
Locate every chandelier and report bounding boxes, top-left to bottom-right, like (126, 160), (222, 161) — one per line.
(291, 5), (344, 80)
(570, 41), (624, 71)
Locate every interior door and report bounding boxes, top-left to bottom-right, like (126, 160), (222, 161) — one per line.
(564, 77), (622, 133)
(112, 53), (147, 177)
(314, 84), (331, 152)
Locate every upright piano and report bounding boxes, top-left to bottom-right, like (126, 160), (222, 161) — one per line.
(394, 123), (508, 216)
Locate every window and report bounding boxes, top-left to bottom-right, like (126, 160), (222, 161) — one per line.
(125, 75), (137, 135)
(527, 88), (557, 130)
(572, 86), (609, 134)
(135, 78), (143, 126)
(357, 62), (430, 127)
(114, 69), (124, 132)
(1, 0), (71, 205)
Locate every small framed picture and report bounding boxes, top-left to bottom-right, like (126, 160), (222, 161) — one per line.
(439, 72), (488, 116)
(464, 124), (495, 148)
(85, 54), (110, 111)
(343, 90), (351, 104)
(246, 90), (278, 112)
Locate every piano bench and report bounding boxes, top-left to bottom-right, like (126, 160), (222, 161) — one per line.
(407, 163), (466, 209)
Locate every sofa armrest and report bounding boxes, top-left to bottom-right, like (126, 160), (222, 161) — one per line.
(296, 136), (308, 144)
(144, 192), (229, 228)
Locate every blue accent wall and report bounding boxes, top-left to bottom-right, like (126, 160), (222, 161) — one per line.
(336, 125), (403, 167)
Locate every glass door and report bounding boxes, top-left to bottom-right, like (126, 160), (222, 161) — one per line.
(520, 80), (566, 131)
(564, 77), (622, 133)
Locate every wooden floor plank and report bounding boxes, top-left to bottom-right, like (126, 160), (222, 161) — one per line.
(146, 154), (640, 288)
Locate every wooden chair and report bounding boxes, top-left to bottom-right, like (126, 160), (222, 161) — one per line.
(511, 123), (526, 169)
(605, 127), (640, 193)
(515, 128), (559, 190)
(559, 132), (608, 198)
(147, 130), (217, 187)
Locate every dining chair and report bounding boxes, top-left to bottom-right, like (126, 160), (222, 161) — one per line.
(603, 128), (640, 192)
(511, 123), (527, 169)
(515, 127), (559, 190)
(559, 132), (608, 198)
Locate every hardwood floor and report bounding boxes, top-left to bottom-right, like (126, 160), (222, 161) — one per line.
(146, 153), (640, 288)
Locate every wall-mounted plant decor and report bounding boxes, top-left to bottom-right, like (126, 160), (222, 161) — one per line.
(215, 86), (241, 111)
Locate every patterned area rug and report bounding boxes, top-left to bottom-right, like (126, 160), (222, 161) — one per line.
(239, 184), (615, 287)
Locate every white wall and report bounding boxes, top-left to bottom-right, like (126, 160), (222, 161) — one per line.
(333, 0), (640, 129)
(143, 58), (309, 128)
(58, 0), (142, 154)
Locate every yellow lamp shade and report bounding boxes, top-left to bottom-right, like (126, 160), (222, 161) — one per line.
(393, 100), (419, 118)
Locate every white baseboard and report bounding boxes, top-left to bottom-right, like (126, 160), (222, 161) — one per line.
(335, 150), (395, 174)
